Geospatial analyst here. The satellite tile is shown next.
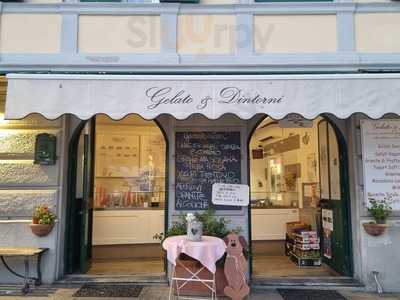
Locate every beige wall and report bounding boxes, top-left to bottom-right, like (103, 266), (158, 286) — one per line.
(200, 0), (239, 4)
(355, 13), (400, 53)
(178, 15), (236, 55)
(78, 15), (161, 53)
(254, 15), (337, 53)
(354, 0), (391, 2)
(0, 77), (63, 283)
(24, 0), (62, 3)
(1, 10), (400, 57)
(0, 14), (61, 53)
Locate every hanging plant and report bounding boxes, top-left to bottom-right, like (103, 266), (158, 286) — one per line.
(30, 205), (56, 237)
(363, 198), (392, 237)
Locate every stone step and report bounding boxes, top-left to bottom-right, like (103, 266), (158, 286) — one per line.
(0, 284), (58, 296)
(56, 274), (168, 286)
(251, 276), (365, 289)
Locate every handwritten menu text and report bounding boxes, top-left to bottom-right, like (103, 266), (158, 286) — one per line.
(361, 120), (400, 210)
(175, 131), (241, 210)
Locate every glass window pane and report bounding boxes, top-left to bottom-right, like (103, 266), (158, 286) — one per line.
(328, 124), (341, 200)
(93, 115), (166, 209)
(318, 121), (330, 199)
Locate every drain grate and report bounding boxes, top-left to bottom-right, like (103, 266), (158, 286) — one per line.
(278, 289), (348, 300)
(73, 284), (143, 297)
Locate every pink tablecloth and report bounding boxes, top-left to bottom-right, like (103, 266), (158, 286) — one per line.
(162, 235), (226, 273)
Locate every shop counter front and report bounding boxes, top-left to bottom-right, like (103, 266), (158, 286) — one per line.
(92, 209), (164, 245)
(251, 208), (299, 240)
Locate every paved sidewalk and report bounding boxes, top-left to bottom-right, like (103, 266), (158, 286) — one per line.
(1, 286), (400, 300)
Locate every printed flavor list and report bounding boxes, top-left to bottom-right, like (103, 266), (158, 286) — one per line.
(361, 120), (400, 210)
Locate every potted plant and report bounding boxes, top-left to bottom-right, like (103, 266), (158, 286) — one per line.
(30, 205), (56, 237)
(363, 198), (392, 236)
(154, 210), (249, 297)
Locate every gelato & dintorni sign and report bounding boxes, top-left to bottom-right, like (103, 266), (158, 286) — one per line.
(6, 74), (400, 120)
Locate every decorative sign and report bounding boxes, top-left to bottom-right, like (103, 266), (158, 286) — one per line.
(322, 208), (333, 259)
(279, 114), (313, 128)
(175, 131), (241, 210)
(212, 183), (249, 207)
(252, 149), (263, 159)
(361, 120), (400, 210)
(322, 208), (334, 231)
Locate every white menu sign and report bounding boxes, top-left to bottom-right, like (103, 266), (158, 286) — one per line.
(361, 120), (400, 210)
(212, 183), (249, 207)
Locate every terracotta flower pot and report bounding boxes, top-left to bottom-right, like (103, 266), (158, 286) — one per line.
(30, 223), (54, 237)
(363, 223), (388, 237)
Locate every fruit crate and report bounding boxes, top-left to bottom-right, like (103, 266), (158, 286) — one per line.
(290, 251), (322, 267)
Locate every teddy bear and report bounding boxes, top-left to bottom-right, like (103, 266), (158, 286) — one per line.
(186, 213), (203, 241)
(223, 233), (250, 300)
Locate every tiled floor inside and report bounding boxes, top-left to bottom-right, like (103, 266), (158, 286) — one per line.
(87, 258), (164, 275)
(87, 254), (337, 277)
(252, 255), (338, 277)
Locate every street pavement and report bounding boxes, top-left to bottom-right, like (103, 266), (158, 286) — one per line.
(0, 286), (400, 300)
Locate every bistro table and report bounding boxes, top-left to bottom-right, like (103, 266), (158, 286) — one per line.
(162, 235), (226, 300)
(0, 247), (48, 294)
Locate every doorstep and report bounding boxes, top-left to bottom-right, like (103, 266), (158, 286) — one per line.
(251, 276), (364, 289)
(56, 274), (168, 286)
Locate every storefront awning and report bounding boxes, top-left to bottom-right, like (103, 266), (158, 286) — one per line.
(5, 74), (400, 120)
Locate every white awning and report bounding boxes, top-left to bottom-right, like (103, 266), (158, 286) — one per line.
(5, 73), (400, 120)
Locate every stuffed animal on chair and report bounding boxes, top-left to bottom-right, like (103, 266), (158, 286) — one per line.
(223, 233), (250, 300)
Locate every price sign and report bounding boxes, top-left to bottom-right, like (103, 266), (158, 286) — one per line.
(212, 183), (249, 207)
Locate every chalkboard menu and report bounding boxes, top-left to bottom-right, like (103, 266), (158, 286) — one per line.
(175, 131), (241, 210)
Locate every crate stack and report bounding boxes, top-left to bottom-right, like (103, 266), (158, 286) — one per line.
(286, 222), (321, 267)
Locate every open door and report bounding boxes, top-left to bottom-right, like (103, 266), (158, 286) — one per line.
(318, 120), (352, 276)
(78, 120), (95, 273)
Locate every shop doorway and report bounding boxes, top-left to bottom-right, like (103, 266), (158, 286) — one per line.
(65, 115), (167, 276)
(248, 115), (352, 279)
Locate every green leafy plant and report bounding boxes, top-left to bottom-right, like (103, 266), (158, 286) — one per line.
(153, 209), (238, 241)
(32, 205), (56, 225)
(368, 198), (392, 224)
(153, 210), (250, 265)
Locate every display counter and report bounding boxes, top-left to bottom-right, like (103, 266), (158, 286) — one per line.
(251, 208), (299, 240)
(92, 209), (164, 245)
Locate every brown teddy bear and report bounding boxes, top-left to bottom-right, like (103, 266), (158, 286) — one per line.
(223, 233), (250, 300)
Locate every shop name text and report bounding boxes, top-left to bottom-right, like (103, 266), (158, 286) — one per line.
(145, 86), (284, 110)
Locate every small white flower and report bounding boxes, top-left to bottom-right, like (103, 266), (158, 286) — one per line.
(186, 213), (196, 223)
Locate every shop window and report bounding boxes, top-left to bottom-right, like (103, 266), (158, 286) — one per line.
(255, 0), (332, 2)
(318, 119), (341, 201)
(93, 115), (166, 211)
